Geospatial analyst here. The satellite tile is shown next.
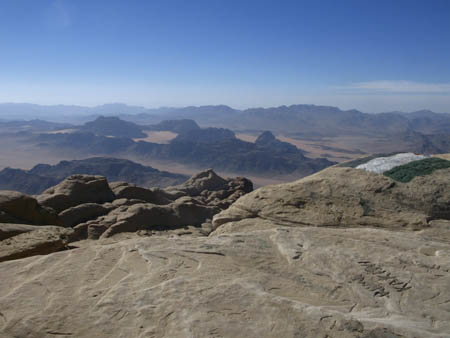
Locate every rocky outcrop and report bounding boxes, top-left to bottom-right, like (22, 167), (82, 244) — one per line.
(0, 223), (41, 240)
(212, 166), (450, 231)
(96, 199), (218, 239)
(0, 226), (73, 262)
(166, 169), (253, 208)
(58, 203), (114, 228)
(37, 175), (115, 212)
(0, 170), (254, 261)
(110, 182), (173, 205)
(1, 165), (450, 337)
(0, 190), (61, 225)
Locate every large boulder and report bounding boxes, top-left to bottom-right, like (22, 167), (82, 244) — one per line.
(37, 175), (115, 213)
(110, 182), (172, 205)
(58, 203), (114, 228)
(0, 190), (61, 225)
(213, 166), (450, 231)
(0, 226), (74, 262)
(166, 169), (229, 196)
(96, 198), (218, 238)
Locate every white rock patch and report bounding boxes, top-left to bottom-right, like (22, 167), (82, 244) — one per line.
(356, 153), (428, 174)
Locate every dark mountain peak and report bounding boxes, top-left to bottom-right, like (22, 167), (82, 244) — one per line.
(81, 116), (146, 138)
(255, 131), (276, 144)
(255, 130), (303, 155)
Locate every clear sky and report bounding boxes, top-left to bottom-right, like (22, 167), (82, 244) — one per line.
(0, 0), (449, 112)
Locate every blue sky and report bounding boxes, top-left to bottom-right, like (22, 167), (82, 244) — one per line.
(0, 0), (449, 112)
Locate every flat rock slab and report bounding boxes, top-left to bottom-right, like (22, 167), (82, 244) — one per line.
(0, 226), (74, 263)
(1, 224), (449, 337)
(0, 223), (40, 241)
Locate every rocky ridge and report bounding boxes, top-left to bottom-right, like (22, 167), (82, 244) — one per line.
(0, 169), (252, 261)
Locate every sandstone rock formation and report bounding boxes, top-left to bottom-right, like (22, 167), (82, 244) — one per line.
(0, 169), (253, 259)
(110, 182), (173, 205)
(0, 226), (73, 263)
(1, 165), (449, 337)
(212, 166), (450, 231)
(0, 190), (60, 225)
(58, 203), (114, 228)
(37, 174), (115, 212)
(0, 223), (41, 240)
(1, 220), (449, 337)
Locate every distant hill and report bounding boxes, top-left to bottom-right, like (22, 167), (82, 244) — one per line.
(0, 157), (188, 194)
(30, 128), (334, 176)
(79, 116), (146, 138)
(145, 119), (200, 133)
(0, 103), (149, 122)
(0, 119), (74, 132)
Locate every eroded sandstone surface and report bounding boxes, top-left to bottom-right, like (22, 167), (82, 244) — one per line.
(0, 165), (449, 337)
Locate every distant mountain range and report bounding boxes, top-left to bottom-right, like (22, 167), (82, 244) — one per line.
(0, 157), (188, 195)
(1, 103), (449, 137)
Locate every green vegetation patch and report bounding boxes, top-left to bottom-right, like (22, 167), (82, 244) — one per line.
(384, 157), (450, 183)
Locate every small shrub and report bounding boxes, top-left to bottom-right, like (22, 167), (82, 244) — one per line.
(384, 157), (450, 183)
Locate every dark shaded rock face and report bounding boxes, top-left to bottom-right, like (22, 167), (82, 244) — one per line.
(0, 190), (61, 226)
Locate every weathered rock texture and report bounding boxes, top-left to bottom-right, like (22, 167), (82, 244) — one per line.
(0, 169), (253, 260)
(0, 223), (40, 240)
(0, 226), (73, 262)
(213, 167), (450, 231)
(1, 166), (449, 337)
(1, 221), (450, 337)
(0, 190), (60, 225)
(37, 174), (115, 212)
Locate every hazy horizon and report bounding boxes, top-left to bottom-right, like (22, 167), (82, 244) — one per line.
(0, 101), (448, 115)
(1, 0), (449, 113)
